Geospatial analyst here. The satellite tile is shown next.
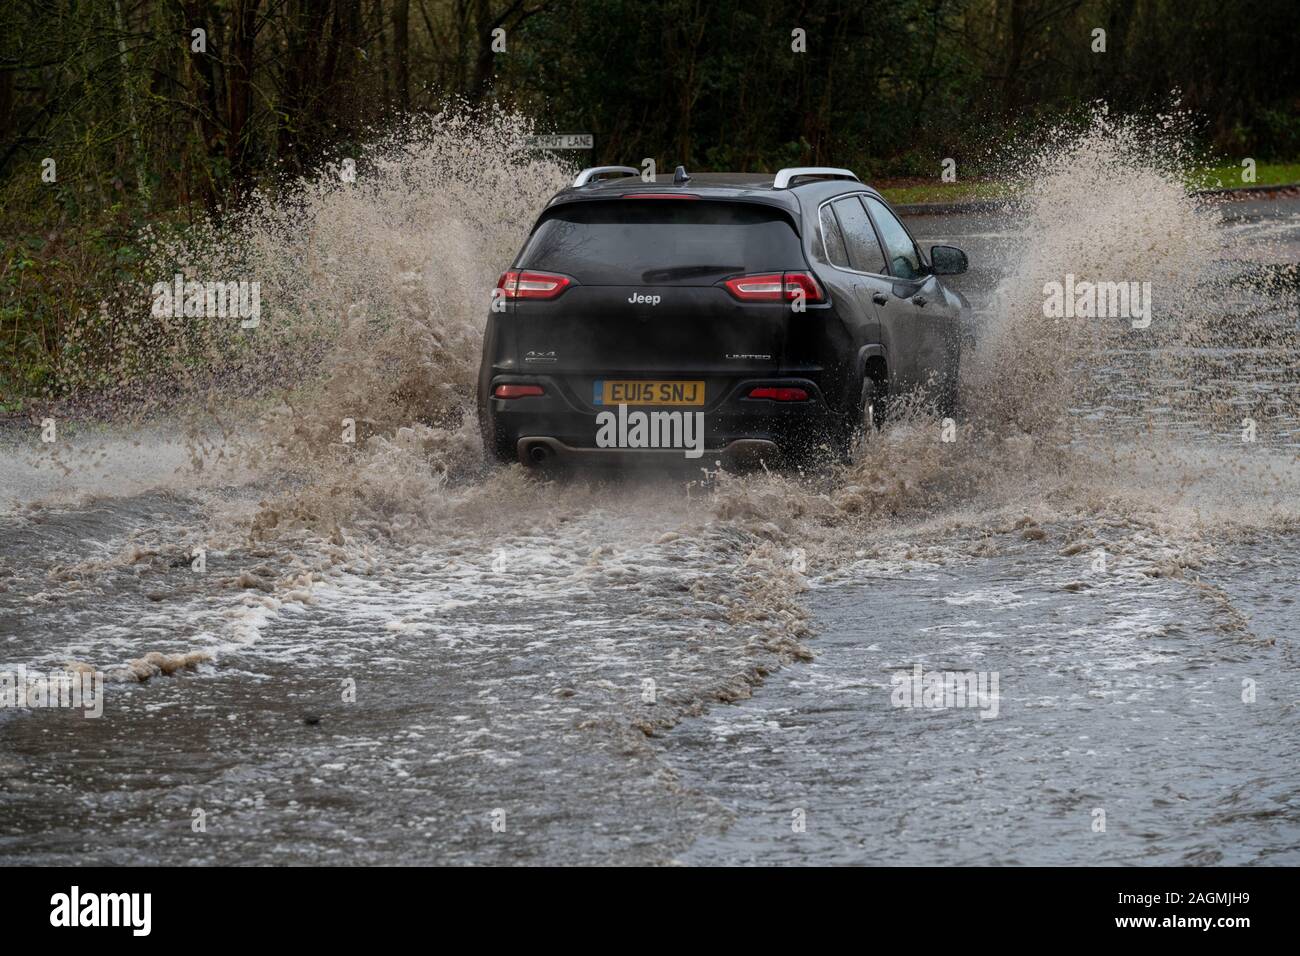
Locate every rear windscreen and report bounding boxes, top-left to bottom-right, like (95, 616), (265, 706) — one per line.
(517, 200), (803, 285)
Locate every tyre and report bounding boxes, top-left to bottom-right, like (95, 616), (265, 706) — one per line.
(834, 372), (887, 461)
(480, 410), (516, 465)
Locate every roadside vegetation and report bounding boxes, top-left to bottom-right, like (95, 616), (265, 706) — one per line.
(876, 162), (1300, 205)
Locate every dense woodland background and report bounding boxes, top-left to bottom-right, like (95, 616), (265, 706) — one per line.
(2, 0), (1299, 401)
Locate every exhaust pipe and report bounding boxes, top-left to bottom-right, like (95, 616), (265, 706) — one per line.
(528, 444), (551, 465)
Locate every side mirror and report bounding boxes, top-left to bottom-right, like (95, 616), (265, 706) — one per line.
(930, 244), (968, 276)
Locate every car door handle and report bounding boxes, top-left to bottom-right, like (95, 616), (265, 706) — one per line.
(872, 292), (888, 306)
(912, 294), (928, 307)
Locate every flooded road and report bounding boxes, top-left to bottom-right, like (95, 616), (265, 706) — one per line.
(667, 527), (1300, 865)
(1, 186), (1297, 865)
(0, 482), (808, 864)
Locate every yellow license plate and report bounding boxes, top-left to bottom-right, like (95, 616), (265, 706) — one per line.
(594, 380), (705, 406)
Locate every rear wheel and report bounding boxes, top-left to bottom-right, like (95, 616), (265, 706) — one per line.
(835, 371), (887, 461)
(480, 410), (516, 465)
(859, 374), (888, 432)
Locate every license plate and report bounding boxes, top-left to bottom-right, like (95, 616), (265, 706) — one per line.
(593, 380), (705, 407)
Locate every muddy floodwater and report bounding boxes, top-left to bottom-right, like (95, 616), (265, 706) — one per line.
(2, 184), (1298, 864)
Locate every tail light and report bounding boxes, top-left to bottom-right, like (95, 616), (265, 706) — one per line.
(496, 270), (573, 300)
(747, 386), (809, 401)
(723, 272), (825, 303)
(623, 193), (700, 200)
(493, 384), (545, 399)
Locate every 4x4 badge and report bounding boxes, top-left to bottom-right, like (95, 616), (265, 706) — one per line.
(525, 350), (557, 363)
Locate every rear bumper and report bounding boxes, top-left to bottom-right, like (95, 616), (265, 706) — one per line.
(483, 372), (840, 465)
(517, 436), (779, 468)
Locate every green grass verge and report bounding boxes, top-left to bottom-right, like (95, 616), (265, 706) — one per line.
(874, 179), (1014, 206)
(1186, 162), (1300, 191)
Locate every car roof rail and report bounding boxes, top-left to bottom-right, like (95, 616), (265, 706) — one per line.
(772, 166), (860, 189)
(572, 166), (641, 187)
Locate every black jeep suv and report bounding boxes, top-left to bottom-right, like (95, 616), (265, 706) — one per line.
(477, 165), (968, 467)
